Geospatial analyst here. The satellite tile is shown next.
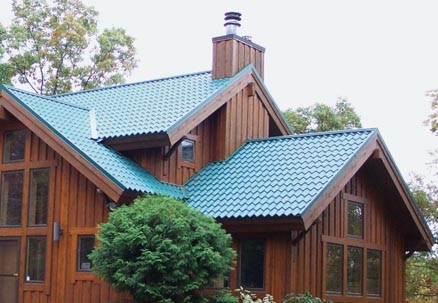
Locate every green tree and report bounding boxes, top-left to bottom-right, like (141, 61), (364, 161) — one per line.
(283, 98), (362, 134)
(89, 195), (236, 303)
(426, 90), (438, 134)
(0, 0), (137, 95)
(406, 171), (438, 302)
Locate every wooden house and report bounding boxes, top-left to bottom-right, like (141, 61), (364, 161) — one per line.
(0, 12), (433, 303)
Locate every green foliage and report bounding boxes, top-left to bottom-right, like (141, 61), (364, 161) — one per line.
(283, 98), (362, 134)
(89, 195), (236, 303)
(426, 90), (438, 134)
(282, 292), (333, 303)
(406, 170), (438, 302)
(236, 287), (275, 303)
(209, 289), (238, 303)
(0, 0), (137, 94)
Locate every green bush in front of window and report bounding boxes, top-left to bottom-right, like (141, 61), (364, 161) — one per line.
(89, 194), (236, 303)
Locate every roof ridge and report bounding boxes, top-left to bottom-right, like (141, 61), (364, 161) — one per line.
(247, 128), (378, 143)
(53, 70), (214, 98)
(1, 85), (91, 111)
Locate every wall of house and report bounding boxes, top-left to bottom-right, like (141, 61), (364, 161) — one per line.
(0, 122), (133, 303)
(223, 163), (407, 303)
(124, 85), (271, 185)
(290, 164), (406, 303)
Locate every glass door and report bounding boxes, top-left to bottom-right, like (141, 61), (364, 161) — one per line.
(0, 238), (19, 303)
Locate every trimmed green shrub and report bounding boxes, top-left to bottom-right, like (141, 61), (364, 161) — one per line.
(89, 195), (236, 303)
(209, 289), (238, 303)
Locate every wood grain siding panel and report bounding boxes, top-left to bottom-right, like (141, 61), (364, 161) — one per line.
(288, 166), (407, 302)
(212, 36), (265, 79)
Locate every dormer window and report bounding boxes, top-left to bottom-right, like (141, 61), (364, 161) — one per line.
(181, 139), (195, 163)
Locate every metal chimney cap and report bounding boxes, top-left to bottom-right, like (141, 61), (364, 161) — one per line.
(224, 12), (242, 35)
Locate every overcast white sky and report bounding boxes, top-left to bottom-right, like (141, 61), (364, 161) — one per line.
(1, 0), (437, 180)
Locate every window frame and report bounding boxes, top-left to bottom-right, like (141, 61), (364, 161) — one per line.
(178, 134), (198, 169)
(0, 170), (24, 227)
(238, 238), (266, 291)
(25, 236), (47, 283)
(77, 235), (96, 272)
(3, 129), (27, 164)
(27, 168), (50, 227)
(347, 200), (365, 239)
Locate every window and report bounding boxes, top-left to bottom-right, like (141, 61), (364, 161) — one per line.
(326, 243), (382, 298)
(326, 243), (343, 294)
(28, 168), (50, 226)
(0, 171), (24, 227)
(3, 129), (26, 163)
(77, 236), (95, 272)
(367, 249), (382, 296)
(239, 239), (265, 289)
(347, 247), (363, 295)
(26, 237), (46, 282)
(181, 139), (195, 163)
(347, 201), (364, 238)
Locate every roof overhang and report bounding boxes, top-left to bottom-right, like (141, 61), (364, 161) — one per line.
(0, 89), (125, 202)
(301, 132), (434, 251)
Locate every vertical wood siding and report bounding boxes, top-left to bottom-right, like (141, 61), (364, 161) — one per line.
(212, 38), (264, 79)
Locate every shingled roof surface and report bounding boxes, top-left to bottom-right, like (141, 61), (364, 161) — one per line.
(54, 71), (233, 140)
(186, 129), (377, 219)
(1, 85), (187, 198)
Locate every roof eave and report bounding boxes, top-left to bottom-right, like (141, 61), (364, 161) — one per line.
(0, 88), (125, 201)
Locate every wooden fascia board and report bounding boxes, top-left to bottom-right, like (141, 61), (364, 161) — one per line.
(252, 73), (292, 136)
(218, 216), (304, 233)
(0, 105), (15, 121)
(103, 133), (170, 151)
(375, 137), (434, 250)
(0, 91), (124, 201)
(167, 71), (254, 145)
(301, 135), (379, 230)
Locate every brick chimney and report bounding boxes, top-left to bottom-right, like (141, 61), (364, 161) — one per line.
(212, 12), (265, 80)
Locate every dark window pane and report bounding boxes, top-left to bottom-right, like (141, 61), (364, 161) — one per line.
(240, 239), (265, 289)
(77, 236), (95, 271)
(0, 171), (24, 226)
(28, 169), (50, 226)
(26, 237), (46, 282)
(326, 243), (343, 294)
(181, 139), (195, 163)
(367, 250), (382, 297)
(348, 202), (364, 238)
(3, 129), (26, 163)
(347, 246), (363, 295)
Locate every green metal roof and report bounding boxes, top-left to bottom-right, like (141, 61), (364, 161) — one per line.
(1, 85), (187, 198)
(186, 129), (377, 219)
(54, 70), (235, 140)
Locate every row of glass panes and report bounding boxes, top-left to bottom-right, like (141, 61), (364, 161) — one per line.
(24, 236), (95, 283)
(326, 243), (382, 297)
(0, 169), (49, 227)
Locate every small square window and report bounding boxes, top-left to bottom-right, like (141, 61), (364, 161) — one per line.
(77, 236), (95, 272)
(347, 201), (364, 238)
(3, 129), (26, 163)
(181, 139), (195, 163)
